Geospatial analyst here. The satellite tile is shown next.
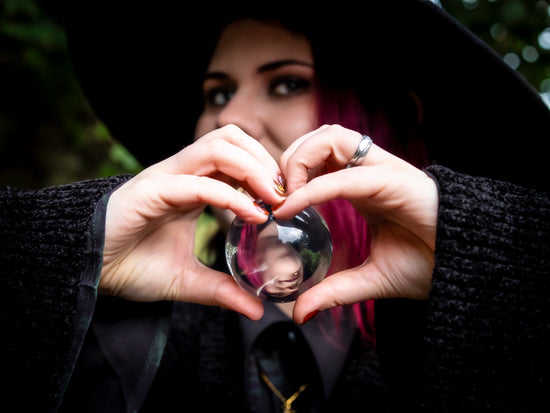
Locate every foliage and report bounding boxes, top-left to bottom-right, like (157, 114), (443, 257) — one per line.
(440, 0), (550, 100)
(0, 0), (141, 189)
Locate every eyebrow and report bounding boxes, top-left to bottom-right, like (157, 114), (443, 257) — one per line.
(203, 59), (313, 81)
(257, 59), (313, 73)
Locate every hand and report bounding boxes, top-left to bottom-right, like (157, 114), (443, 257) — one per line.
(273, 125), (439, 323)
(100, 125), (285, 320)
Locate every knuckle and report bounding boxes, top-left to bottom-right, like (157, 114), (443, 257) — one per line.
(221, 123), (243, 138)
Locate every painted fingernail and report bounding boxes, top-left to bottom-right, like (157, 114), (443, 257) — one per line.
(274, 173), (286, 195)
(271, 199), (286, 212)
(302, 310), (319, 324)
(253, 201), (270, 216)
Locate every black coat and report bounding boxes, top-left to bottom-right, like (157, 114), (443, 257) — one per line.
(3, 166), (549, 412)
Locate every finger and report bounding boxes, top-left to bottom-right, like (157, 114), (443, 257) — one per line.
(274, 149), (433, 220)
(279, 124), (331, 170)
(168, 124), (281, 175)
(272, 166), (385, 220)
(280, 125), (363, 193)
(176, 141), (285, 206)
(174, 264), (264, 320)
(292, 264), (386, 324)
(164, 125), (286, 205)
(136, 173), (271, 224)
(273, 164), (438, 249)
(293, 239), (434, 325)
(215, 124), (283, 177)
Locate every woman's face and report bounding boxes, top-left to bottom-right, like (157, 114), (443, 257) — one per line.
(254, 222), (304, 297)
(194, 18), (318, 161)
(258, 245), (304, 296)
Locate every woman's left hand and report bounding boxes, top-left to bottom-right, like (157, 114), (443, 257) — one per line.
(273, 125), (439, 324)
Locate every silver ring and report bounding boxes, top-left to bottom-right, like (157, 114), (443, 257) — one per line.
(346, 134), (373, 168)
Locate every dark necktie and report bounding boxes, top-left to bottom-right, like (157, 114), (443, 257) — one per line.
(248, 321), (324, 413)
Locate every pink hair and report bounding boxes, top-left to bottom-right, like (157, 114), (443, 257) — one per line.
(314, 84), (429, 344)
(236, 223), (262, 288)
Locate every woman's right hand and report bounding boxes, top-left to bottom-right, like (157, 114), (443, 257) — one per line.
(99, 125), (285, 320)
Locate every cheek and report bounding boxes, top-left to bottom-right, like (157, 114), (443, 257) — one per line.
(271, 100), (319, 150)
(194, 114), (216, 141)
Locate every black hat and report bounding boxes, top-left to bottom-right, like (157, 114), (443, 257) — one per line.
(64, 1), (550, 191)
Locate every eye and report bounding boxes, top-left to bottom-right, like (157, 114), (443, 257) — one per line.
(204, 86), (235, 108)
(269, 76), (311, 97)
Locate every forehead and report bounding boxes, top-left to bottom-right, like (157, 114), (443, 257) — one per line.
(207, 18), (313, 71)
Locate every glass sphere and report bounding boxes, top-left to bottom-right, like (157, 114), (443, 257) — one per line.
(225, 202), (332, 302)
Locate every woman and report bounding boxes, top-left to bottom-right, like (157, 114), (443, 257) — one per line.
(236, 221), (308, 301)
(3, 1), (550, 411)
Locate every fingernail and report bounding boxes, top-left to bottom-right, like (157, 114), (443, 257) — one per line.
(302, 310), (319, 324)
(253, 201), (270, 216)
(271, 199), (286, 212)
(274, 173), (286, 196)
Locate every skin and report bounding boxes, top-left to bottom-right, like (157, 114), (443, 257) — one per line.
(194, 18), (317, 160)
(253, 223), (304, 297)
(100, 18), (438, 324)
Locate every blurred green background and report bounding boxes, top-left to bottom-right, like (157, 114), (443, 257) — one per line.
(1, 0), (549, 189)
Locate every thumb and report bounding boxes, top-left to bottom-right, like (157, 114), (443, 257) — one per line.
(292, 263), (384, 324)
(176, 264), (265, 321)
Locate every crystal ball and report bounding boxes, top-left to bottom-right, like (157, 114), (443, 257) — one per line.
(225, 202), (332, 302)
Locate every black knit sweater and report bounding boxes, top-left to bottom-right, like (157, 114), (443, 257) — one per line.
(1, 166), (549, 412)
(424, 166), (550, 410)
(0, 176), (131, 411)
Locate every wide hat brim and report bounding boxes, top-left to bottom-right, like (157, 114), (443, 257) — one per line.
(64, 1), (550, 191)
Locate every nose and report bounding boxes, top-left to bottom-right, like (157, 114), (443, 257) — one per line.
(215, 90), (264, 139)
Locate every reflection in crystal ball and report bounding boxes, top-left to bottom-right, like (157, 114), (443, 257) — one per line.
(225, 202), (332, 302)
